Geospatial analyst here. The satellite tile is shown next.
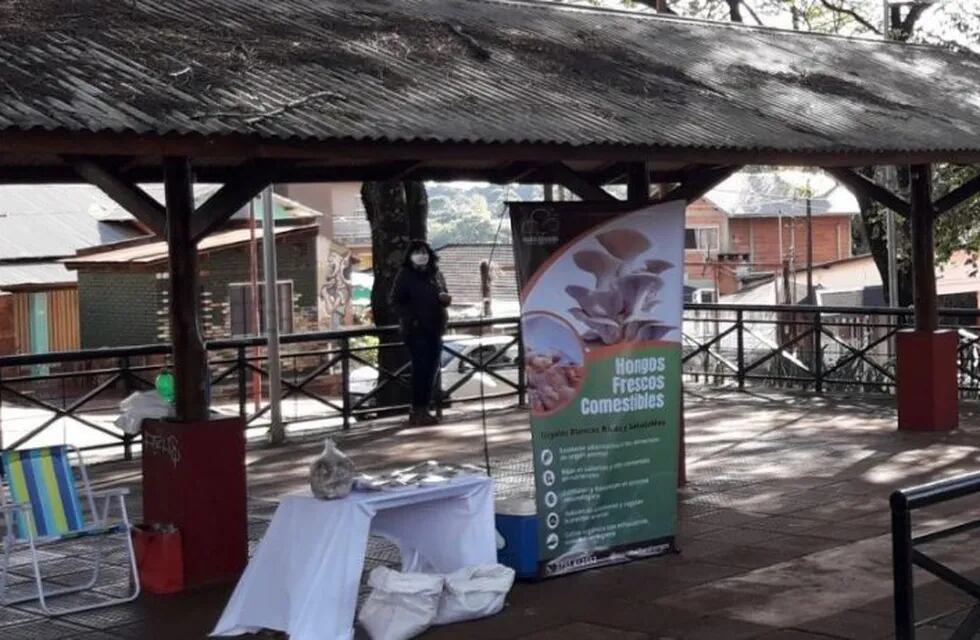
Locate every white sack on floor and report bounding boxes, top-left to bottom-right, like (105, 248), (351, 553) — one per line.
(358, 567), (443, 640)
(434, 564), (515, 625)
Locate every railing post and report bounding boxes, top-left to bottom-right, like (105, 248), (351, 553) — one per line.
(237, 346), (247, 418)
(736, 309), (745, 390)
(517, 321), (527, 408)
(341, 337), (351, 431)
(120, 356), (134, 461)
(891, 491), (915, 640)
(435, 340), (444, 420)
(0, 367), (4, 451)
(814, 311), (824, 394)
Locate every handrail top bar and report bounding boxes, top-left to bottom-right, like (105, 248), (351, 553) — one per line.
(893, 471), (980, 510)
(686, 302), (980, 317)
(9, 299), (980, 367)
(0, 316), (522, 368)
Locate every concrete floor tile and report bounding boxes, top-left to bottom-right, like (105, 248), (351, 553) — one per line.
(654, 614), (775, 640)
(792, 609), (895, 639)
(46, 390), (980, 639)
(516, 621), (649, 639)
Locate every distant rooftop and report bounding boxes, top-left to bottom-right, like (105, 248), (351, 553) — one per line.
(65, 225), (318, 269)
(434, 244), (519, 307)
(705, 170), (860, 217)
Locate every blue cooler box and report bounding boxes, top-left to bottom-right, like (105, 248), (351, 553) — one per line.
(495, 497), (538, 579)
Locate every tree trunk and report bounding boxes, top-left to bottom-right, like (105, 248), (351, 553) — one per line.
(726, 0), (743, 23)
(362, 181), (428, 411)
(857, 168), (914, 307)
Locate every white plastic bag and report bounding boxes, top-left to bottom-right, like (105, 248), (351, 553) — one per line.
(434, 564), (515, 625)
(358, 567), (443, 640)
(309, 438), (355, 499)
(114, 391), (170, 435)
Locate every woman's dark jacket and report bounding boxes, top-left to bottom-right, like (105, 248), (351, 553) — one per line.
(389, 266), (450, 336)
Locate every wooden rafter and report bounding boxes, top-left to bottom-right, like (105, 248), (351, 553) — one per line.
(190, 161), (278, 241)
(493, 161), (540, 184)
(660, 166), (740, 203)
(548, 162), (617, 202)
(934, 172), (980, 218)
(823, 167), (910, 217)
(65, 156), (167, 236)
(627, 162), (651, 203)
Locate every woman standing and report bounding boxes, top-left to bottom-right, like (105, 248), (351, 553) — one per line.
(389, 240), (452, 426)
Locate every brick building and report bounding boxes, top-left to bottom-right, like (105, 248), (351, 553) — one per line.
(685, 171), (859, 296)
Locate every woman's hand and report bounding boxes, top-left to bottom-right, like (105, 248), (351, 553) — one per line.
(438, 292), (452, 306)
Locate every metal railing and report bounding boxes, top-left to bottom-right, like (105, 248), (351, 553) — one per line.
(683, 303), (980, 396)
(0, 316), (522, 457)
(891, 474), (980, 639)
(6, 302), (980, 458)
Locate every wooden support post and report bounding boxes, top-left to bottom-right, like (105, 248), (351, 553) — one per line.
(910, 164), (937, 331)
(627, 163), (651, 204)
(165, 157), (209, 422)
(896, 163), (957, 432)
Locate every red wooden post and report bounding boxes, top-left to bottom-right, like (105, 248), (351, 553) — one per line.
(896, 164), (957, 432)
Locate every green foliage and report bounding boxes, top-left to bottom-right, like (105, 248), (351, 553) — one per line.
(425, 183), (542, 248)
(351, 335), (380, 366)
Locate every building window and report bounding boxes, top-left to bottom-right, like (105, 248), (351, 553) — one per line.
(685, 227), (720, 251)
(228, 282), (294, 337)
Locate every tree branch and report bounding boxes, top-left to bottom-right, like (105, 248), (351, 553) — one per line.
(819, 0), (881, 35)
(740, 1), (764, 26)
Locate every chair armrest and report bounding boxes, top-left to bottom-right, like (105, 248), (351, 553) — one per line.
(0, 502), (31, 514)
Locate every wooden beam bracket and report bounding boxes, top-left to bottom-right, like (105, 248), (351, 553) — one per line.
(190, 160), (279, 241)
(65, 155), (167, 236)
(823, 167), (910, 217)
(548, 162), (617, 202)
(659, 165), (740, 203)
(934, 172), (980, 218)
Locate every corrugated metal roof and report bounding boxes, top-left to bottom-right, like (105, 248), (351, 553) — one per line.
(0, 183), (320, 263)
(1, 0), (979, 156)
(0, 184), (144, 260)
(0, 263), (77, 290)
(65, 224), (317, 267)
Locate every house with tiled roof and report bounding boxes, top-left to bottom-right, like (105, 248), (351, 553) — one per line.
(434, 244), (519, 318)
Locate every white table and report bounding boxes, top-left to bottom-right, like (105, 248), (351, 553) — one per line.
(212, 475), (496, 640)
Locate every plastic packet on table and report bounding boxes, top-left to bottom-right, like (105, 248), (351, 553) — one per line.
(114, 391), (171, 435)
(309, 438), (355, 500)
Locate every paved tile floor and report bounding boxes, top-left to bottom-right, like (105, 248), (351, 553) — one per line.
(5, 389), (980, 639)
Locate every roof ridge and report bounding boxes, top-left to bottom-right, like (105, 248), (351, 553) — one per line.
(481, 0), (949, 52)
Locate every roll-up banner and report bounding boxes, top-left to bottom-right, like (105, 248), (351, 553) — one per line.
(509, 200), (684, 578)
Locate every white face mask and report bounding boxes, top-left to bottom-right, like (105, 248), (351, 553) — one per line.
(410, 251), (429, 267)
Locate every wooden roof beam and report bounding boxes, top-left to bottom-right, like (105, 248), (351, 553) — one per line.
(823, 167), (910, 217)
(548, 162), (617, 202)
(65, 156), (167, 236)
(190, 160), (278, 242)
(659, 165), (740, 203)
(934, 171), (980, 218)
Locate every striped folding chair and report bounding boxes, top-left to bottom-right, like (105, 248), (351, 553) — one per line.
(0, 446), (140, 615)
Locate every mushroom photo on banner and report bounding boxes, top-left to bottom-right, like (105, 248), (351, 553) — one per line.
(522, 313), (586, 416)
(565, 228), (675, 345)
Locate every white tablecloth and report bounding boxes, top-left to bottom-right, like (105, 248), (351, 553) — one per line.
(211, 475), (496, 640)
